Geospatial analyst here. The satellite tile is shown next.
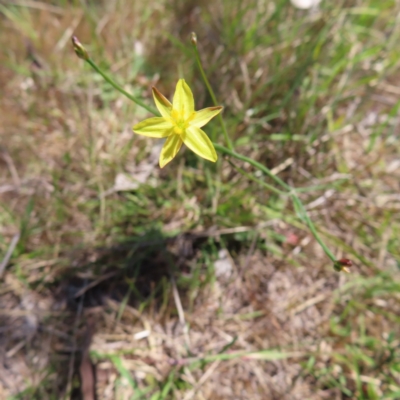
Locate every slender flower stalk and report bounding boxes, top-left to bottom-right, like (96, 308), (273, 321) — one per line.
(227, 160), (287, 196)
(71, 37), (157, 116)
(214, 143), (336, 262)
(191, 33), (234, 152)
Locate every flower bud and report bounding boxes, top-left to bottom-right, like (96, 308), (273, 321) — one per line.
(71, 36), (89, 61)
(190, 32), (197, 46)
(333, 258), (352, 273)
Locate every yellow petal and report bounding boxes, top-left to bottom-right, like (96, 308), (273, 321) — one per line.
(159, 134), (183, 168)
(190, 106), (223, 128)
(152, 86), (172, 119)
(182, 126), (217, 163)
(133, 117), (174, 138)
(172, 79), (194, 120)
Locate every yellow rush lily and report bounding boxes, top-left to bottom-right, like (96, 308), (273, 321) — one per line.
(133, 79), (223, 168)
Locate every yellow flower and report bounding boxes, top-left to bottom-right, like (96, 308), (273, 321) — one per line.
(133, 79), (223, 168)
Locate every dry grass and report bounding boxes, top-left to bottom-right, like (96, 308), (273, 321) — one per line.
(1, 0), (400, 399)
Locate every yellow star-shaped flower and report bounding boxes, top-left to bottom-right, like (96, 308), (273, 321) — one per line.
(133, 79), (223, 168)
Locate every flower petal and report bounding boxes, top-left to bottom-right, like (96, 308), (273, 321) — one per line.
(172, 79), (194, 120)
(159, 135), (183, 168)
(152, 86), (172, 119)
(190, 106), (223, 128)
(133, 117), (174, 138)
(182, 126), (217, 163)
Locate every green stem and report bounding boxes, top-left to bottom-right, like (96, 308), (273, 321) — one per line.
(214, 143), (291, 190)
(191, 38), (234, 151)
(86, 58), (158, 116)
(214, 143), (336, 262)
(227, 160), (287, 196)
(290, 195), (336, 262)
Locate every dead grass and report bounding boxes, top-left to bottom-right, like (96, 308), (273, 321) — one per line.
(1, 0), (400, 399)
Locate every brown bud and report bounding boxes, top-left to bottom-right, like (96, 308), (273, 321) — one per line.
(190, 32), (197, 46)
(71, 36), (89, 61)
(333, 258), (352, 273)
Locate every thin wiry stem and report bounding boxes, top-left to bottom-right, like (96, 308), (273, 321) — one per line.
(214, 143), (336, 262)
(190, 33), (234, 151)
(227, 160), (287, 196)
(86, 59), (158, 116)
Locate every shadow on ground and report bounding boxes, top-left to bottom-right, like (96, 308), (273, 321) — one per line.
(0, 228), (200, 399)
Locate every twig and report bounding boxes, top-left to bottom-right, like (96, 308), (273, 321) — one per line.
(74, 271), (116, 298)
(65, 279), (87, 400)
(0, 233), (20, 278)
(171, 276), (191, 349)
(1, 150), (20, 186)
(182, 360), (221, 400)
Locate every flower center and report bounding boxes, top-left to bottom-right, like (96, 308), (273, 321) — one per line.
(171, 109), (188, 135)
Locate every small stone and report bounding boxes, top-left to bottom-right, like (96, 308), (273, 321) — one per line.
(290, 0), (321, 10)
(214, 249), (233, 279)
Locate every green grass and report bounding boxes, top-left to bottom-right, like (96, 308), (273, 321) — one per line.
(1, 0), (400, 398)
